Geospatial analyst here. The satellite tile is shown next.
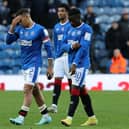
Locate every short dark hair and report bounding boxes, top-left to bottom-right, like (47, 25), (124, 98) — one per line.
(16, 8), (31, 16)
(69, 8), (81, 17)
(58, 3), (69, 12)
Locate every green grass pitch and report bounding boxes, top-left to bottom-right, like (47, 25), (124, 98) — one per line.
(0, 90), (129, 129)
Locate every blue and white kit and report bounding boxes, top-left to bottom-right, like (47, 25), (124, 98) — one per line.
(53, 20), (71, 78)
(6, 23), (53, 85)
(59, 22), (93, 86)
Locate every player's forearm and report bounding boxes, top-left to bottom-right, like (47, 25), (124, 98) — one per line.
(48, 58), (53, 68)
(73, 47), (84, 66)
(9, 15), (21, 33)
(61, 43), (71, 52)
(6, 33), (18, 44)
(44, 42), (53, 58)
(9, 25), (15, 33)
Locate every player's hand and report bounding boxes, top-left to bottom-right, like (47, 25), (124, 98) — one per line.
(69, 64), (76, 75)
(11, 15), (21, 27)
(46, 67), (53, 80)
(9, 16), (22, 33)
(72, 43), (80, 50)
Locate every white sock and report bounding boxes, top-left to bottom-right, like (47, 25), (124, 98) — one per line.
(89, 115), (96, 118)
(52, 104), (57, 108)
(21, 105), (29, 111)
(43, 113), (49, 118)
(67, 116), (72, 120)
(18, 115), (24, 121)
(38, 104), (47, 113)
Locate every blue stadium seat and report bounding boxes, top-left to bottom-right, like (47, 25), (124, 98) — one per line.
(94, 40), (109, 58)
(0, 25), (8, 32)
(0, 32), (6, 41)
(111, 7), (122, 15)
(99, 58), (110, 68)
(96, 15), (110, 24)
(0, 43), (8, 50)
(5, 69), (14, 75)
(11, 43), (20, 50)
(41, 67), (47, 74)
(121, 0), (129, 7)
(0, 51), (8, 59)
(93, 7), (105, 16)
(100, 23), (111, 32)
(102, 7), (112, 15)
(0, 70), (5, 74)
(110, 15), (121, 22)
(42, 50), (47, 57)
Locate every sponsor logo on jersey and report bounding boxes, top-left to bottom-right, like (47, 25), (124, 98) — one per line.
(57, 34), (63, 40)
(68, 40), (78, 45)
(19, 40), (32, 46)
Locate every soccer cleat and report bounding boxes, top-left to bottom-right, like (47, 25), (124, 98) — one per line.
(80, 117), (98, 126)
(47, 105), (57, 113)
(61, 118), (72, 126)
(9, 117), (24, 125)
(35, 115), (52, 125)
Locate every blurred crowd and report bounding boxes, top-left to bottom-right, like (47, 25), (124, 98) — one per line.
(0, 0), (129, 74)
(0, 0), (83, 26)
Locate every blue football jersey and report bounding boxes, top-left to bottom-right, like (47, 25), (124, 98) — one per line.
(53, 20), (71, 58)
(60, 22), (93, 68)
(6, 23), (53, 69)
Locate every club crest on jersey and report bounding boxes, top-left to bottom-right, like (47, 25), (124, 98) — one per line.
(56, 28), (59, 32)
(61, 27), (64, 31)
(30, 31), (35, 36)
(71, 31), (76, 36)
(20, 31), (23, 35)
(68, 30), (71, 35)
(77, 30), (81, 35)
(24, 32), (29, 37)
(57, 34), (63, 40)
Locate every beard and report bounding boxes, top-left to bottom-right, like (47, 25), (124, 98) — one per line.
(59, 17), (65, 21)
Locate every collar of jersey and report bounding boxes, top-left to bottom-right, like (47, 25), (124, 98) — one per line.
(60, 20), (69, 25)
(76, 22), (84, 28)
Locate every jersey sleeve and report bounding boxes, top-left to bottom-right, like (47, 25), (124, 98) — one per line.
(53, 26), (57, 45)
(41, 27), (53, 58)
(73, 26), (92, 66)
(53, 26), (58, 55)
(57, 34), (72, 57)
(6, 25), (20, 44)
(61, 35), (72, 52)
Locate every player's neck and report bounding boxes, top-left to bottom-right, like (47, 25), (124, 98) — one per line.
(27, 20), (34, 28)
(60, 18), (68, 24)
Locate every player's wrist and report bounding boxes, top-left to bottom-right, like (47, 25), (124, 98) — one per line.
(9, 25), (15, 33)
(71, 44), (74, 49)
(72, 62), (77, 66)
(48, 58), (53, 68)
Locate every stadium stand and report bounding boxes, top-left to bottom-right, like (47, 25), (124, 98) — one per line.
(0, 0), (129, 74)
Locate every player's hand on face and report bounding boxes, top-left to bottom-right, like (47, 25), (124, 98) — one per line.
(46, 67), (53, 80)
(70, 64), (76, 75)
(11, 15), (22, 27)
(72, 43), (80, 50)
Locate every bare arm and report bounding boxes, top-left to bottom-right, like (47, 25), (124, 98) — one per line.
(9, 16), (21, 33)
(46, 58), (53, 80)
